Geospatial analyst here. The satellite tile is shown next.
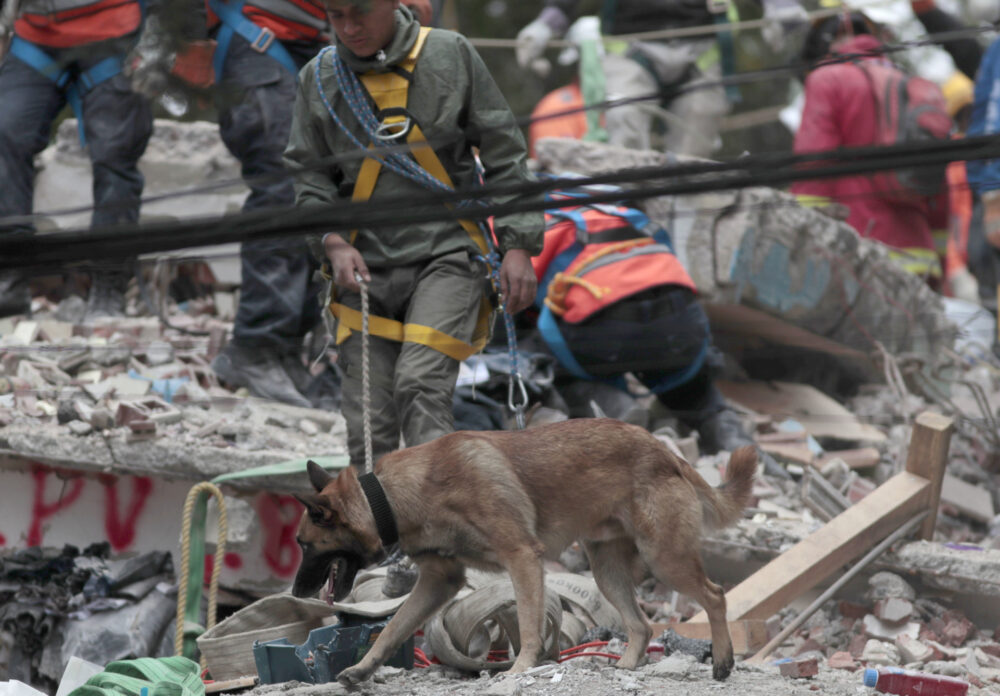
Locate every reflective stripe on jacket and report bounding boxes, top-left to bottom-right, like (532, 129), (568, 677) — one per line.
(207, 0), (328, 42)
(15, 0), (142, 47)
(532, 206), (696, 325)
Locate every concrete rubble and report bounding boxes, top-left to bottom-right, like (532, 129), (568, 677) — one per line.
(2, 124), (1000, 696)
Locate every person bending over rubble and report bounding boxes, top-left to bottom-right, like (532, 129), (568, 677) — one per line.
(790, 12), (952, 286)
(530, 197), (761, 457)
(284, 0), (543, 470)
(0, 0), (153, 319)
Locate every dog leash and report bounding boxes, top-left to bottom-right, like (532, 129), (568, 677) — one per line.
(356, 271), (374, 474)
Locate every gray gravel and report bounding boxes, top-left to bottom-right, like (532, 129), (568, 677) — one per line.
(248, 660), (890, 696)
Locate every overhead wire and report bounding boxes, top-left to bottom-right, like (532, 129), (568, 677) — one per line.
(4, 21), (997, 230)
(5, 125), (1000, 269)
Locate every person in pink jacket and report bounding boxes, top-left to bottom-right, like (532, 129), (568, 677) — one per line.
(790, 13), (949, 284)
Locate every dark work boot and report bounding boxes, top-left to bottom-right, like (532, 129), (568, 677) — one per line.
(0, 270), (30, 318)
(279, 350), (313, 396)
(212, 342), (312, 408)
(86, 272), (129, 319)
(695, 407), (754, 454)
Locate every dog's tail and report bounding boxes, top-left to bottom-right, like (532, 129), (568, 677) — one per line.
(694, 445), (757, 530)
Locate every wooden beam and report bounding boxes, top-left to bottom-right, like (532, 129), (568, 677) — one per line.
(705, 304), (871, 362)
(654, 620), (768, 656)
(686, 412), (952, 627)
(689, 471), (930, 624)
(903, 411), (954, 540)
(205, 677), (258, 693)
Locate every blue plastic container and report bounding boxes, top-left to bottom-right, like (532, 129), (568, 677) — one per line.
(253, 617), (414, 684)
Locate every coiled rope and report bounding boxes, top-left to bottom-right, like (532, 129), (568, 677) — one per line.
(175, 481), (227, 668)
(315, 45), (529, 429)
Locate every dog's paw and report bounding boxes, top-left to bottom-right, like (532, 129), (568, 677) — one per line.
(337, 665), (372, 689)
(712, 656), (734, 681)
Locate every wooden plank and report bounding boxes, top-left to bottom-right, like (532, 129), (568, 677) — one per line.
(716, 379), (886, 444)
(816, 447), (880, 470)
(205, 676), (258, 693)
(689, 471), (930, 624)
(705, 304), (871, 362)
(904, 412), (954, 540)
(654, 620), (767, 656)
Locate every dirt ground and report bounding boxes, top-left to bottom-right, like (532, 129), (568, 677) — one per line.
(248, 659), (926, 696)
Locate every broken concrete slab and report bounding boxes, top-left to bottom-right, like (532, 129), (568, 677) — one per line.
(874, 597), (914, 624)
(867, 572), (917, 601)
(941, 473), (996, 524)
(862, 638), (900, 665)
(862, 614), (920, 642)
(896, 635), (935, 663)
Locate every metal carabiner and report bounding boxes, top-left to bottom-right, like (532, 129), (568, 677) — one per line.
(374, 117), (412, 142)
(507, 373), (529, 430)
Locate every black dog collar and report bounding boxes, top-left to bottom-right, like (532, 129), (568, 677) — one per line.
(358, 473), (399, 547)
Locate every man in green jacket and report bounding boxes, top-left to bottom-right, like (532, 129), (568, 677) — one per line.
(285, 0), (543, 470)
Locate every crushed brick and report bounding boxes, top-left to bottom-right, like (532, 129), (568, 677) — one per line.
(828, 652), (858, 671)
(943, 619), (973, 647)
(839, 600), (870, 620)
(848, 634), (869, 658)
(778, 657), (818, 679)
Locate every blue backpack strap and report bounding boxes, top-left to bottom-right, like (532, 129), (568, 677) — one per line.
(9, 36), (120, 147)
(68, 55), (124, 146)
(209, 0), (299, 81)
(9, 36), (71, 86)
(537, 306), (593, 381)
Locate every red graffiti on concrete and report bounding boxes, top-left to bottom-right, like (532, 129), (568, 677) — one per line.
(203, 552), (244, 585)
(28, 466), (85, 547)
(100, 475), (154, 551)
(256, 494), (302, 577)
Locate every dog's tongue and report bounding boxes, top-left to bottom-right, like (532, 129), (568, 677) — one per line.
(326, 565), (337, 606)
(326, 555), (361, 603)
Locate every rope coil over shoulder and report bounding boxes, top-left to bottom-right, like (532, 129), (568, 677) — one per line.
(315, 27), (528, 426)
(315, 28), (492, 363)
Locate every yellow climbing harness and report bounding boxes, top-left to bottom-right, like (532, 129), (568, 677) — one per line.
(328, 27), (493, 362)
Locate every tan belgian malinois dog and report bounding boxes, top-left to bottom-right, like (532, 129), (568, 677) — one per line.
(292, 418), (756, 686)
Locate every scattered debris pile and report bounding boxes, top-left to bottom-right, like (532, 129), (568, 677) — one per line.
(0, 544), (175, 693)
(0, 301), (347, 482)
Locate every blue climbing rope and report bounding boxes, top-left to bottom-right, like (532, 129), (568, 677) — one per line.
(314, 46), (529, 428)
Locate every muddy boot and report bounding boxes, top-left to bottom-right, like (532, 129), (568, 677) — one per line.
(86, 272), (129, 319)
(212, 342), (312, 408)
(0, 270), (30, 318)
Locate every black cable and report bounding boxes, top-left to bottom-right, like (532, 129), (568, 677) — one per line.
(3, 22), (996, 229)
(3, 129), (1000, 270)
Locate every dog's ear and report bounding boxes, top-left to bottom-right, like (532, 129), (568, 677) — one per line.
(294, 493), (340, 526)
(307, 460), (334, 492)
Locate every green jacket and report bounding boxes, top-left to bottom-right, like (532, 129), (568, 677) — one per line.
(284, 6), (544, 267)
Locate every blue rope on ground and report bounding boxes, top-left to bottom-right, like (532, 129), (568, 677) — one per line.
(314, 46), (528, 428)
